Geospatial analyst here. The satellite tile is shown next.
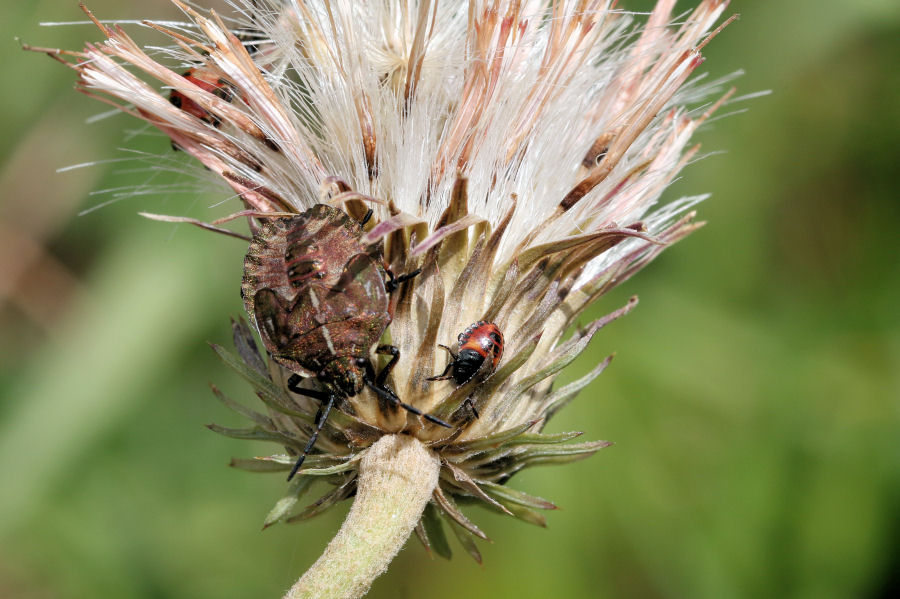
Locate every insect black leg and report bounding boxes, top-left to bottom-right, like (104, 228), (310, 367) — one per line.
(357, 358), (452, 428)
(384, 268), (422, 292)
(286, 374), (329, 400)
(285, 374), (334, 480)
(426, 345), (458, 381)
(286, 392), (335, 481)
(373, 344), (399, 387)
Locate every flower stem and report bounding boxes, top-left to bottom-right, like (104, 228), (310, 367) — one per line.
(284, 434), (440, 599)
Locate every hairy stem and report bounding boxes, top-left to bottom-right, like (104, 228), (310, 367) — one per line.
(284, 434), (440, 599)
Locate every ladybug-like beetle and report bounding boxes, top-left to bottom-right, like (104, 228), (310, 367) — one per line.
(243, 204), (448, 480)
(169, 67), (236, 127)
(428, 321), (504, 386)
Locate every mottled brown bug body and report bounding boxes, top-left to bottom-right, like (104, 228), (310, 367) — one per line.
(250, 253), (391, 391)
(242, 204), (448, 480)
(242, 204), (389, 395)
(242, 204), (377, 325)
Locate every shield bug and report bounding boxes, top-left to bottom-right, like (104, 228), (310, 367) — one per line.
(428, 321), (504, 386)
(242, 204), (449, 480)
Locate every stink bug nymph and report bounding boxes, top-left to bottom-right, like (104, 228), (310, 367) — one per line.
(428, 321), (504, 386)
(169, 67), (237, 128)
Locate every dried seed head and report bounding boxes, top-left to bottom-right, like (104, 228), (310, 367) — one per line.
(35, 0), (738, 559)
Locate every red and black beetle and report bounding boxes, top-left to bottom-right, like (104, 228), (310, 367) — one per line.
(169, 67), (237, 128)
(428, 321), (504, 386)
(242, 204), (448, 480)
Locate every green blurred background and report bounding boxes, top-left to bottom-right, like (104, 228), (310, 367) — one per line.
(2, 1), (898, 597)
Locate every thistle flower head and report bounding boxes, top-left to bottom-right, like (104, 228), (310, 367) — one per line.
(37, 0), (737, 560)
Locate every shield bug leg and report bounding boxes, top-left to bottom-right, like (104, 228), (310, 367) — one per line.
(288, 393), (336, 481)
(286, 373), (328, 398)
(327, 261), (419, 295)
(384, 268), (422, 293)
(355, 357), (452, 428)
(284, 373), (336, 481)
(373, 344), (399, 387)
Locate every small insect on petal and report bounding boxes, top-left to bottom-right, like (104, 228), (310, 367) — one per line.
(428, 322), (504, 386)
(169, 66), (238, 128)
